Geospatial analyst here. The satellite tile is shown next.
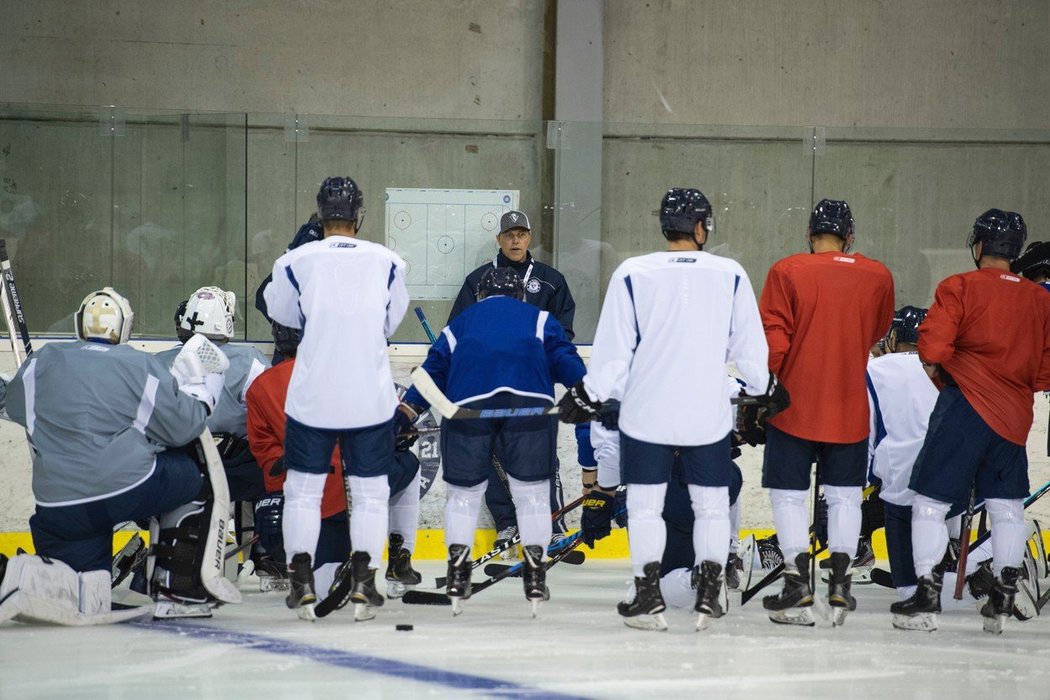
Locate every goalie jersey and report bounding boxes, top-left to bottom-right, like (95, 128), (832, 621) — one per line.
(4, 342), (207, 506)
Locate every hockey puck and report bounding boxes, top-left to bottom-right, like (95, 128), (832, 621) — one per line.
(395, 624), (414, 631)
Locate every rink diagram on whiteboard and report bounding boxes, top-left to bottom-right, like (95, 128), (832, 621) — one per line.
(385, 188), (519, 300)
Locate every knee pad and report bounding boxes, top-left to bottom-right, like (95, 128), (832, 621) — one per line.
(150, 501), (214, 604)
(348, 475), (390, 514)
(986, 498), (1024, 525)
(913, 495), (951, 523)
(507, 475), (548, 511)
(254, 493), (286, 564)
(687, 485), (729, 520)
(626, 483), (667, 520)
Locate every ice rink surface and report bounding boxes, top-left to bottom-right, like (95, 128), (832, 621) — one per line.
(2, 561), (1048, 700)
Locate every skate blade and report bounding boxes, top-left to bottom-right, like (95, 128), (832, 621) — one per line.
(259, 577), (290, 593)
(892, 612), (937, 631)
(386, 581), (411, 599)
(695, 612), (714, 631)
(830, 606), (850, 627)
(353, 603), (376, 622)
(623, 613), (668, 632)
(983, 613), (1007, 634)
(295, 602), (317, 622)
(768, 607), (816, 627)
(531, 599), (540, 618)
(153, 602), (213, 620)
(451, 598), (464, 617)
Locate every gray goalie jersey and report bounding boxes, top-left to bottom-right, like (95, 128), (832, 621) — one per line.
(5, 341), (208, 506)
(156, 343), (268, 437)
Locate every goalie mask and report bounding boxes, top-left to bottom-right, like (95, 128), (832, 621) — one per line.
(181, 286), (236, 342)
(75, 287), (134, 345)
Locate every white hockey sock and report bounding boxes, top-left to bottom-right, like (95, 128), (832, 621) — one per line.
(283, 470), (328, 560)
(967, 538), (993, 574)
(508, 475), (552, 551)
(946, 514), (962, 539)
(729, 498), (741, 552)
(688, 484), (730, 566)
(445, 482), (486, 551)
(824, 485), (862, 559)
(897, 585), (917, 602)
(911, 495), (951, 578)
(987, 498), (1026, 576)
(626, 482), (668, 577)
(388, 469), (421, 553)
(348, 475), (390, 564)
(769, 488), (809, 562)
(659, 567), (694, 609)
(314, 562), (340, 596)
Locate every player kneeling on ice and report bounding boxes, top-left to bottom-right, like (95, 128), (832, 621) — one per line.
(558, 188), (786, 631)
(400, 266), (587, 616)
(0, 288), (238, 624)
(892, 210), (1050, 634)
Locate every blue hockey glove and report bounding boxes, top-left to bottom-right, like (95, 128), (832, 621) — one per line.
(581, 489), (617, 547)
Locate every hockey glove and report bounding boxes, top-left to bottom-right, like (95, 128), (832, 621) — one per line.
(581, 489), (617, 547)
(393, 402), (421, 451)
(614, 487), (628, 528)
(735, 374), (790, 444)
(557, 381), (602, 424)
(598, 399), (620, 430)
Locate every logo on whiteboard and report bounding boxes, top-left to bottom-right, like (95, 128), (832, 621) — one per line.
(526, 279), (542, 294)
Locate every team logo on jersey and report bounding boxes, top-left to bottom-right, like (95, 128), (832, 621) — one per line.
(526, 279), (542, 294)
(333, 241), (356, 249)
(670, 257), (697, 264)
(833, 256), (856, 264)
(1001, 274), (1021, 283)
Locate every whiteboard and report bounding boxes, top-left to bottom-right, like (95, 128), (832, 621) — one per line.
(384, 188), (519, 300)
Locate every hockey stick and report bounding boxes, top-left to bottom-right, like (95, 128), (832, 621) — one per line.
(429, 494), (585, 588)
(482, 550), (588, 578)
(0, 239), (32, 364)
(314, 471), (357, 619)
(954, 485), (977, 600)
(414, 306), (439, 344)
(402, 528), (591, 606)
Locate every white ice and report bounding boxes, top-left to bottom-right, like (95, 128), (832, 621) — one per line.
(3, 561), (1049, 699)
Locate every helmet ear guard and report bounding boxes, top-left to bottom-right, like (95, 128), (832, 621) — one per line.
(75, 287), (134, 344)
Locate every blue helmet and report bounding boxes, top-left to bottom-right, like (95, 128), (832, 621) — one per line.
(969, 209), (1026, 261)
(271, 321), (301, 357)
(809, 199), (854, 239)
(1012, 241), (1050, 280)
(890, 306), (927, 346)
(659, 188), (714, 239)
(316, 176), (364, 226)
(478, 267), (524, 301)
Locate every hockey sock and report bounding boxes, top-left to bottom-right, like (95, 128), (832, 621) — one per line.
(626, 483), (668, 577)
(508, 475), (552, 550)
(283, 470), (327, 560)
(769, 488), (809, 562)
(659, 567), (694, 609)
(729, 498), (741, 552)
(911, 495), (951, 578)
(824, 485), (862, 559)
(348, 476), (391, 564)
(946, 513), (962, 540)
(445, 482), (486, 550)
(986, 498), (1026, 576)
(314, 561), (339, 595)
(688, 485), (730, 566)
(389, 469), (421, 553)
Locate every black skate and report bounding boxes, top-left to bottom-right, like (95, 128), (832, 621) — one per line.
(693, 560), (727, 631)
(617, 561), (667, 631)
(890, 571), (942, 632)
(756, 534), (784, 570)
(966, 560), (995, 599)
(827, 552), (858, 626)
(763, 553), (815, 626)
(820, 540), (875, 584)
(253, 553), (289, 593)
(725, 552), (743, 590)
(445, 544), (472, 616)
(980, 566), (1019, 635)
(285, 552), (317, 622)
(348, 551), (384, 622)
(385, 533), (422, 599)
(522, 545), (550, 617)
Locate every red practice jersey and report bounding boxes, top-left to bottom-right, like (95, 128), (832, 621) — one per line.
(760, 251), (895, 443)
(246, 358), (347, 518)
(919, 267), (1050, 445)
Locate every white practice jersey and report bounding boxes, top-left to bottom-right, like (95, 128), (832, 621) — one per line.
(584, 251), (770, 446)
(264, 235), (408, 429)
(866, 352), (939, 506)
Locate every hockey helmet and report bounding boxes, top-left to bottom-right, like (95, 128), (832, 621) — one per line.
(969, 209), (1026, 262)
(181, 286), (236, 342)
(809, 199), (854, 240)
(316, 176), (364, 229)
(174, 299), (193, 344)
(889, 305), (927, 346)
(75, 287), (134, 345)
(478, 267), (525, 301)
(1010, 240), (1050, 280)
(659, 188), (714, 239)
(271, 321), (301, 357)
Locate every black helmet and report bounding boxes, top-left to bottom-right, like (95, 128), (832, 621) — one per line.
(659, 188), (714, 240)
(969, 209), (1026, 261)
(478, 267), (525, 301)
(316, 176), (364, 227)
(890, 306), (927, 346)
(809, 199), (854, 239)
(1012, 241), (1050, 280)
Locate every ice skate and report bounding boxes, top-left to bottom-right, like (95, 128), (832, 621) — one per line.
(725, 552), (742, 591)
(385, 533), (422, 599)
(763, 553), (815, 626)
(253, 554), (289, 593)
(1013, 551), (1039, 621)
(821, 540), (874, 584)
(617, 562), (667, 631)
(285, 552), (317, 622)
(693, 560), (726, 631)
(445, 544), (472, 617)
(890, 571), (941, 631)
(522, 545), (550, 617)
(348, 551), (384, 621)
(494, 525), (519, 561)
(979, 566), (1019, 634)
(827, 552), (857, 627)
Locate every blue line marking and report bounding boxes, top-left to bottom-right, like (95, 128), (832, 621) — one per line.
(133, 620), (588, 700)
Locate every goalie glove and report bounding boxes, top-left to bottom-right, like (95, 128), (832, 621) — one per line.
(169, 334), (229, 414)
(580, 488), (617, 547)
(557, 381), (602, 424)
(736, 374), (790, 445)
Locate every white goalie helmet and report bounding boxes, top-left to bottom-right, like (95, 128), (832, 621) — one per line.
(75, 287), (134, 345)
(180, 286), (236, 341)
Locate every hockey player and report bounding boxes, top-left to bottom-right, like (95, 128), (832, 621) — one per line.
(448, 210), (579, 553)
(0, 287), (237, 624)
(754, 198), (894, 626)
(400, 266), (586, 614)
(558, 187), (784, 631)
(246, 321), (422, 598)
(264, 176), (408, 622)
(1011, 241), (1050, 456)
(892, 209), (1050, 633)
